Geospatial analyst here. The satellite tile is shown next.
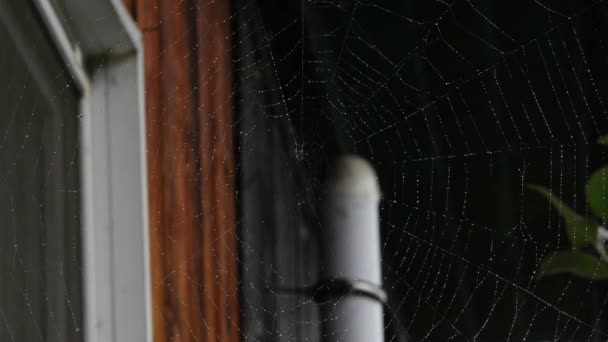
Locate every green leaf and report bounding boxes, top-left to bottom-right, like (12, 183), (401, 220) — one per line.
(587, 167), (608, 222)
(598, 135), (608, 147)
(529, 185), (597, 249)
(538, 251), (608, 279)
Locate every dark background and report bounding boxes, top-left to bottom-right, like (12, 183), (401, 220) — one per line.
(236, 0), (608, 340)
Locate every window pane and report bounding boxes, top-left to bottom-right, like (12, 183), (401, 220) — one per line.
(0, 1), (82, 341)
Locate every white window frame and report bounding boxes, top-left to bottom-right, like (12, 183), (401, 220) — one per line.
(32, 1), (152, 341)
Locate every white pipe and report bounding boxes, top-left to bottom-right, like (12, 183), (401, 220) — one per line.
(319, 155), (384, 342)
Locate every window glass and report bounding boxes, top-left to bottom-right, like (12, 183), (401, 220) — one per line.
(0, 1), (82, 341)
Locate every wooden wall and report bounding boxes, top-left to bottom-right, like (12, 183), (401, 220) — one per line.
(124, 1), (240, 341)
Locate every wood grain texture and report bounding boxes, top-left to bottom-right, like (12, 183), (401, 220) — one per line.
(125, 1), (240, 341)
(195, 1), (240, 340)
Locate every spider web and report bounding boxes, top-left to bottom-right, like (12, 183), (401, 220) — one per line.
(4, 0), (608, 341)
(0, 1), (82, 341)
(233, 0), (608, 341)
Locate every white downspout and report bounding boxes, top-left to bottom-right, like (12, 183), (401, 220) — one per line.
(318, 155), (384, 342)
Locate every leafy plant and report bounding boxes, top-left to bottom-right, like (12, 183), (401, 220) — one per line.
(530, 136), (608, 280)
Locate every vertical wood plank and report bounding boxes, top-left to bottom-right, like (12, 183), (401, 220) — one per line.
(159, 1), (204, 341)
(126, 0), (240, 341)
(195, 1), (240, 341)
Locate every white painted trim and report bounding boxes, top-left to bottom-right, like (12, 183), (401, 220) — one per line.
(82, 54), (151, 342)
(31, 0), (89, 94)
(34, 1), (151, 342)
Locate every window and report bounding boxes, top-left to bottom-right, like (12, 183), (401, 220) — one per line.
(0, 1), (151, 341)
(0, 1), (82, 340)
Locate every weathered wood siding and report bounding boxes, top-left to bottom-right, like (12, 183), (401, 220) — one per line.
(125, 1), (240, 341)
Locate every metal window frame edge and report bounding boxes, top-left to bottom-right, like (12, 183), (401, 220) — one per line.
(33, 1), (152, 341)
